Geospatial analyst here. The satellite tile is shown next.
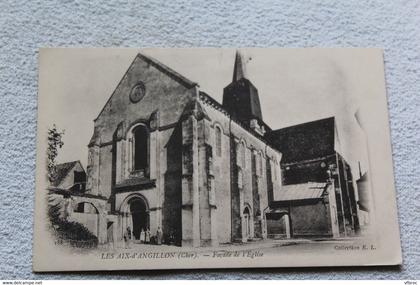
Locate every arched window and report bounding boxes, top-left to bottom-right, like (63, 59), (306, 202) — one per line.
(258, 152), (263, 176)
(241, 142), (246, 169)
(273, 160), (278, 181)
(215, 126), (222, 156)
(132, 125), (149, 172)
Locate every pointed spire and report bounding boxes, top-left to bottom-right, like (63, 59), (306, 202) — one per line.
(232, 50), (247, 82)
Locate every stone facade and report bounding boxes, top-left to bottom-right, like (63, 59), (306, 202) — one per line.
(195, 93), (282, 245)
(57, 51), (361, 247)
(80, 52), (283, 246)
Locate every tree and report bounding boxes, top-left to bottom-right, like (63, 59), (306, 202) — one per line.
(47, 124), (65, 183)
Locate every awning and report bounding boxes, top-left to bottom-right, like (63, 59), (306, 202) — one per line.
(266, 209), (288, 219)
(274, 182), (327, 202)
(269, 208), (288, 213)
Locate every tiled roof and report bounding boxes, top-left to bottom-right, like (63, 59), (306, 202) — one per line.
(275, 182), (327, 202)
(265, 117), (335, 163)
(52, 161), (79, 186)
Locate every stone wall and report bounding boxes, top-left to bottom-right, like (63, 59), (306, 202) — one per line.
(290, 200), (332, 237)
(161, 125), (183, 244)
(84, 54), (199, 245)
(199, 96), (282, 243)
(83, 53), (285, 246)
(69, 212), (99, 238)
(86, 54), (197, 199)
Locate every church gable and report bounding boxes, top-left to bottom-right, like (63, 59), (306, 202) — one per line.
(93, 53), (198, 143)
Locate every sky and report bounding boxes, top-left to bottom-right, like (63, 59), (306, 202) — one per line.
(38, 48), (386, 178)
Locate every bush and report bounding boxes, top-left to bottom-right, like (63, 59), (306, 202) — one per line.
(48, 201), (98, 247)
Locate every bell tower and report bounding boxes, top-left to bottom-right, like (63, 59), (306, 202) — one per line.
(222, 51), (264, 134)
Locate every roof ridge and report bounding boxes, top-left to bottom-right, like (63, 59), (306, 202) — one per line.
(52, 160), (82, 187)
(56, 160), (79, 167)
(137, 52), (198, 88)
(268, 116), (335, 133)
(94, 52), (199, 122)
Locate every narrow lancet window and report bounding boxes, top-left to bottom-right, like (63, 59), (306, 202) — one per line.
(215, 126), (222, 156)
(133, 125), (148, 172)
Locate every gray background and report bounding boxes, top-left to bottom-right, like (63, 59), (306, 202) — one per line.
(0, 0), (418, 280)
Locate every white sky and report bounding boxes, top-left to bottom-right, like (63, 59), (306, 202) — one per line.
(39, 48), (385, 178)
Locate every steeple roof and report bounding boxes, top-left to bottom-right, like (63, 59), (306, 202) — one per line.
(232, 50), (247, 82)
(223, 50), (263, 125)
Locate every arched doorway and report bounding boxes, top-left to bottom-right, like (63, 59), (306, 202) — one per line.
(243, 206), (251, 240)
(120, 194), (150, 242)
(129, 197), (149, 240)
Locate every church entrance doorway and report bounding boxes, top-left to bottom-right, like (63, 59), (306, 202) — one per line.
(129, 197), (149, 240)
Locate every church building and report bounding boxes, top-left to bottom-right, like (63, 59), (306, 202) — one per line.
(50, 51), (361, 247)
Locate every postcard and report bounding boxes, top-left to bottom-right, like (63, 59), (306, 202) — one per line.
(33, 48), (402, 271)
